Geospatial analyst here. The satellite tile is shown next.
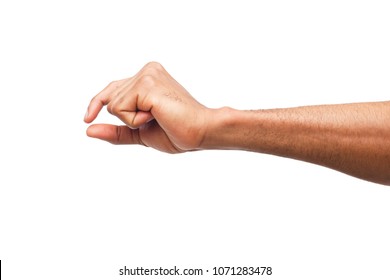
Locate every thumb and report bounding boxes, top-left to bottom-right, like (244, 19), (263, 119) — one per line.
(86, 124), (144, 145)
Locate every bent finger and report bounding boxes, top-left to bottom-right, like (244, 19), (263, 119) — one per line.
(86, 124), (144, 145)
(84, 79), (128, 123)
(115, 110), (155, 129)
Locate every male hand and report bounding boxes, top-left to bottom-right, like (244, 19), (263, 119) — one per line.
(84, 62), (390, 184)
(84, 62), (210, 153)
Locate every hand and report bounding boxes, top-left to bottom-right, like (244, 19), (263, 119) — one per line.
(84, 62), (211, 153)
(84, 62), (390, 184)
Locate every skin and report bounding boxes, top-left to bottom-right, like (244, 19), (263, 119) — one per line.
(85, 62), (390, 185)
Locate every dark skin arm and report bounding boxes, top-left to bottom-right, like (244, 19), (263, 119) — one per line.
(85, 62), (390, 185)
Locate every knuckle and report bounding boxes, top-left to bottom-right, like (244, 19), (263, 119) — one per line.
(145, 61), (163, 70)
(108, 80), (119, 88)
(136, 75), (155, 88)
(142, 67), (159, 77)
(142, 61), (164, 76)
(90, 95), (105, 107)
(106, 80), (123, 92)
(107, 102), (119, 115)
(115, 125), (122, 144)
(107, 97), (125, 116)
(106, 103), (113, 114)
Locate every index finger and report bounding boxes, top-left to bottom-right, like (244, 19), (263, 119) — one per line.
(84, 78), (128, 123)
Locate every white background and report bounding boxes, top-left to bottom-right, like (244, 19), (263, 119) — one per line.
(1, 0), (390, 279)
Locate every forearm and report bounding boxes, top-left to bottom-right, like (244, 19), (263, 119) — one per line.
(203, 102), (390, 185)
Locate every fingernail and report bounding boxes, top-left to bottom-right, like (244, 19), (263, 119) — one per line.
(84, 109), (89, 120)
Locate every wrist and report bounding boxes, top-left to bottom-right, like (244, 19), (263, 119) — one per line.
(200, 106), (245, 150)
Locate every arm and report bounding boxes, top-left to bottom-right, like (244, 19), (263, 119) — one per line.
(204, 103), (390, 185)
(84, 62), (390, 185)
